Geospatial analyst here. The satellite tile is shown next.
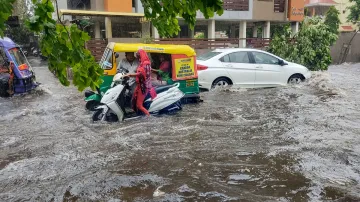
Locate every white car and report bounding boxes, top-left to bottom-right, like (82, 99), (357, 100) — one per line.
(196, 48), (312, 90)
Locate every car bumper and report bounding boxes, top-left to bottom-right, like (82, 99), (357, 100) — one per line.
(304, 71), (312, 80)
(198, 81), (212, 90)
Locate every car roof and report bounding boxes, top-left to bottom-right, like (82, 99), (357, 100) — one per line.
(213, 48), (264, 53)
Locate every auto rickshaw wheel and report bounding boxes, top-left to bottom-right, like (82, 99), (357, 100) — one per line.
(86, 100), (100, 111)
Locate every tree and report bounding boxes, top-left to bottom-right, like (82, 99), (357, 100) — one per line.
(140, 0), (223, 37)
(0, 0), (224, 91)
(268, 16), (338, 71)
(347, 0), (360, 24)
(324, 6), (340, 35)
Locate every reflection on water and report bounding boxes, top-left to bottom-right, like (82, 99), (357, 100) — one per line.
(0, 59), (360, 201)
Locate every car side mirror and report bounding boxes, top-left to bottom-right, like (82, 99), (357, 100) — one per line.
(115, 53), (119, 58)
(279, 60), (288, 66)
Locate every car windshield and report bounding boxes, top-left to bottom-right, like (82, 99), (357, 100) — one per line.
(100, 48), (113, 70)
(197, 51), (221, 61)
(8, 47), (27, 66)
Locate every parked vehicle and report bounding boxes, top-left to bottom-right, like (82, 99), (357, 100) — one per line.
(92, 69), (184, 122)
(84, 42), (200, 111)
(0, 37), (38, 96)
(196, 48), (312, 90)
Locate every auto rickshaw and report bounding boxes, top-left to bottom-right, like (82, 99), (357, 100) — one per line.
(0, 37), (38, 96)
(84, 42), (200, 110)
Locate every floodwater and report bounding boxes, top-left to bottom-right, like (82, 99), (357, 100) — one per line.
(0, 58), (360, 202)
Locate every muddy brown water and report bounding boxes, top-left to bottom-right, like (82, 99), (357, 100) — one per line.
(0, 59), (360, 202)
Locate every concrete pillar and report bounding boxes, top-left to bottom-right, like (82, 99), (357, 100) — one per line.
(262, 21), (270, 38)
(252, 26), (258, 38)
(291, 22), (299, 36)
(208, 19), (215, 39)
(312, 7), (316, 17)
(105, 17), (112, 38)
(189, 26), (194, 38)
(94, 21), (101, 38)
(239, 21), (247, 48)
(152, 24), (159, 40)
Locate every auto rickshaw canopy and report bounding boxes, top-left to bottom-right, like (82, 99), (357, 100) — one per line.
(109, 43), (196, 57)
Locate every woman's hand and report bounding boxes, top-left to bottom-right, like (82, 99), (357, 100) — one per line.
(151, 69), (158, 73)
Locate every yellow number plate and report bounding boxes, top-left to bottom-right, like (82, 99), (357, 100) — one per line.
(186, 81), (195, 87)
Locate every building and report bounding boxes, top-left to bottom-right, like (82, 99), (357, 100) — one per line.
(56, 0), (304, 48)
(304, 0), (357, 32)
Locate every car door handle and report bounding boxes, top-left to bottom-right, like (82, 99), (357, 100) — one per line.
(256, 66), (263, 69)
(225, 64), (233, 67)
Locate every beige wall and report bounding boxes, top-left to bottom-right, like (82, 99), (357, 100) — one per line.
(252, 0), (287, 21)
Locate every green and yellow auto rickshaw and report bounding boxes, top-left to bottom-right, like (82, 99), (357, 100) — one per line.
(84, 42), (200, 110)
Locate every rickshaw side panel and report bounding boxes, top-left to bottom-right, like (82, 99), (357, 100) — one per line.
(85, 93), (102, 102)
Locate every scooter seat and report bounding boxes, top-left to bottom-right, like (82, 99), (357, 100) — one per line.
(84, 90), (95, 97)
(144, 85), (175, 102)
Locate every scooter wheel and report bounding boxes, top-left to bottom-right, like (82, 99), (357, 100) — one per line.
(86, 100), (99, 111)
(92, 109), (105, 121)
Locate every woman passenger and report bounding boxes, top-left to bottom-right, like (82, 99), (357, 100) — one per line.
(123, 49), (157, 116)
(151, 54), (171, 86)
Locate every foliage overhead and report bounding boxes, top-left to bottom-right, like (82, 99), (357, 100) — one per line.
(27, 0), (103, 91)
(0, 0), (104, 91)
(347, 0), (360, 24)
(324, 6), (340, 35)
(140, 0), (223, 37)
(0, 0), (226, 91)
(268, 16), (338, 71)
(0, 0), (16, 37)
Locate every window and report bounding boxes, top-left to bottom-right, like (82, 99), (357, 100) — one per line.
(8, 48), (27, 66)
(67, 0), (90, 10)
(197, 51), (221, 61)
(100, 48), (113, 70)
(252, 52), (280, 65)
(220, 52), (250, 63)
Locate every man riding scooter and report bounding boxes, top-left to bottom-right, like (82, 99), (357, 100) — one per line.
(117, 52), (139, 93)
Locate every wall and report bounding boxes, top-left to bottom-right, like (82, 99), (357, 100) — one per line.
(135, 0), (145, 13)
(196, 1), (253, 20)
(104, 0), (132, 12)
(252, 0), (286, 21)
(53, 0), (71, 21)
(330, 32), (360, 64)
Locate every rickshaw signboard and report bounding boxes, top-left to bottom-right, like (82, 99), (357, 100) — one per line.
(174, 57), (196, 79)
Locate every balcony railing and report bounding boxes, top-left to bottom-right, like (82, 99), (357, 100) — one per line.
(274, 0), (286, 13)
(223, 0), (249, 11)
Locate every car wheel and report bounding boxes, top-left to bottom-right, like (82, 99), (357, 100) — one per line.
(288, 74), (305, 84)
(212, 77), (232, 89)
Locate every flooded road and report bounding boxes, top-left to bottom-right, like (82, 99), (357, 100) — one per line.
(0, 58), (360, 202)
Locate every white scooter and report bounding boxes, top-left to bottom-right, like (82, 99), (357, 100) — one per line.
(92, 69), (185, 122)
